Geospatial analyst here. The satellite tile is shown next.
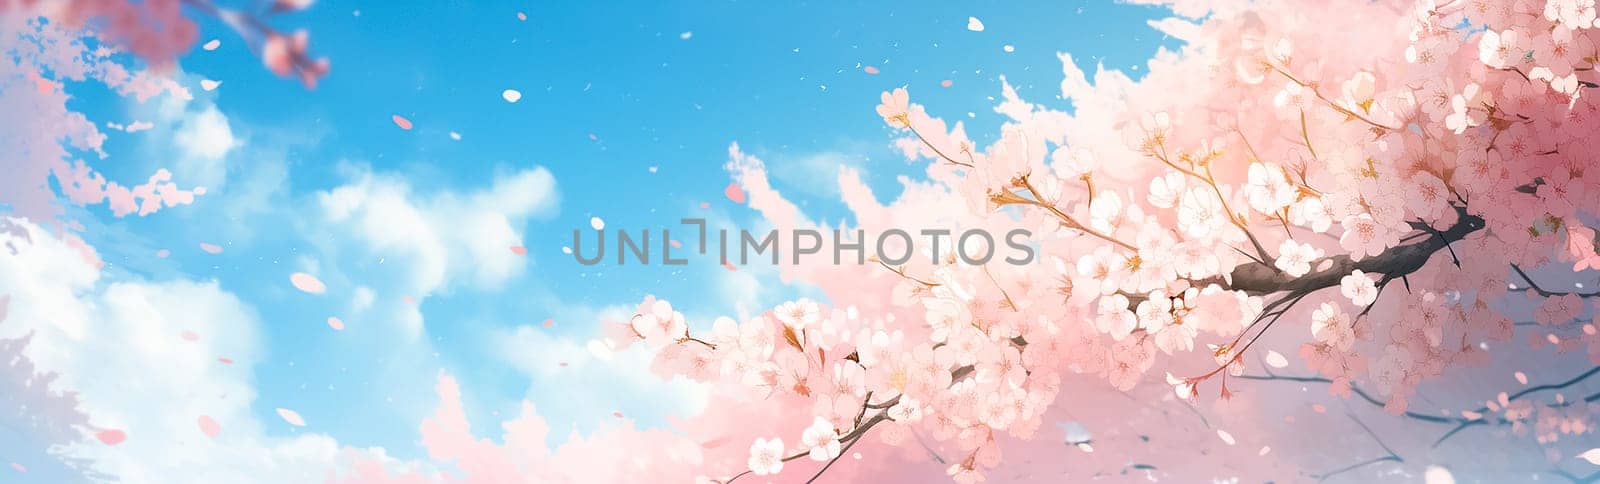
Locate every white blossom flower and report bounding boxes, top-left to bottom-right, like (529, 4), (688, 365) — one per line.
(800, 417), (842, 461)
(748, 437), (785, 475)
(1273, 239), (1323, 277)
(1341, 269), (1379, 306)
(775, 299), (822, 331)
(1311, 302), (1355, 351)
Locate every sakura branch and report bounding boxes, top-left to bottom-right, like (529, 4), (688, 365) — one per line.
(398, 0), (1600, 481)
(180, 0), (329, 87)
(1313, 413), (1403, 482)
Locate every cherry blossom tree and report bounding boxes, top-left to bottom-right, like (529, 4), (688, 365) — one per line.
(482, 0), (1600, 481)
(337, 0), (1600, 482)
(7, 0), (1600, 482)
(0, 2), (325, 481)
(0, 0), (325, 228)
(0, 294), (100, 482)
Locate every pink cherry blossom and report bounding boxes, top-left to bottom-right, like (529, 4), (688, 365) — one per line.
(1311, 302), (1356, 351)
(1273, 239), (1323, 277)
(773, 299), (821, 331)
(747, 437), (784, 475)
(1340, 270), (1380, 306)
(875, 87), (911, 128)
(799, 416), (842, 461)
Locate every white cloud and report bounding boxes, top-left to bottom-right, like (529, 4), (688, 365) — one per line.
(173, 106), (236, 161)
(317, 165), (559, 302)
(308, 165), (558, 342)
(0, 218), (396, 482)
(768, 151), (867, 199)
(492, 317), (708, 436)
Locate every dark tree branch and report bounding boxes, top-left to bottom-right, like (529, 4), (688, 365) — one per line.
(1510, 265), (1600, 298)
(1431, 365), (1600, 447)
(1243, 364), (1600, 449)
(1314, 455), (1401, 482)
(1549, 468), (1600, 484)
(1238, 373), (1459, 424)
(1225, 207), (1483, 296)
(1313, 413), (1403, 482)
(721, 405), (897, 484)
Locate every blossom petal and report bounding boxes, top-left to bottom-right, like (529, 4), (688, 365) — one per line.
(276, 408), (307, 427)
(290, 272), (326, 294)
(95, 429), (126, 445)
(197, 416), (222, 438)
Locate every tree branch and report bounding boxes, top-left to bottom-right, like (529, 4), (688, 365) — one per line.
(1224, 207), (1484, 296)
(1431, 365), (1600, 447)
(1510, 265), (1600, 298)
(1237, 373), (1460, 424)
(1313, 413), (1403, 482)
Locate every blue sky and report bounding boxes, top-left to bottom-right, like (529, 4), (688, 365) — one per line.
(65, 0), (1176, 460)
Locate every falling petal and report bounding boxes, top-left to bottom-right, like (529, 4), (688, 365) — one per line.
(698, 202), (710, 209)
(723, 262), (737, 271)
(724, 182), (746, 203)
(679, 31), (692, 40)
(402, 295), (416, 305)
(612, 411), (624, 418)
(670, 239), (682, 248)
(510, 245), (528, 255)
(202, 39), (221, 50)
(327, 317), (344, 331)
(199, 242), (223, 254)
(1003, 44), (1016, 53)
(941, 79), (953, 87)
(1216, 429), (1235, 445)
(1515, 371), (1528, 385)
(966, 16), (984, 31)
(863, 66), (880, 75)
(200, 79), (221, 91)
(218, 357), (234, 364)
(561, 246), (572, 254)
(290, 272), (326, 294)
(392, 115), (413, 130)
(502, 89), (522, 103)
(276, 408), (306, 427)
(516, 11), (526, 20)
(197, 416), (221, 438)
(1258, 446), (1271, 456)
(590, 217), (605, 230)
(1424, 466), (1455, 484)
(1580, 448), (1600, 465)
(1312, 404), (1327, 413)
(1264, 350), (1289, 368)
(181, 330), (199, 341)
(542, 318), (555, 328)
(10, 463), (24, 473)
(156, 249), (171, 258)
(449, 131), (462, 140)
(96, 429), (126, 445)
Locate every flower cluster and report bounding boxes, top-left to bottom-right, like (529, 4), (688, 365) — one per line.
(615, 0), (1600, 481)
